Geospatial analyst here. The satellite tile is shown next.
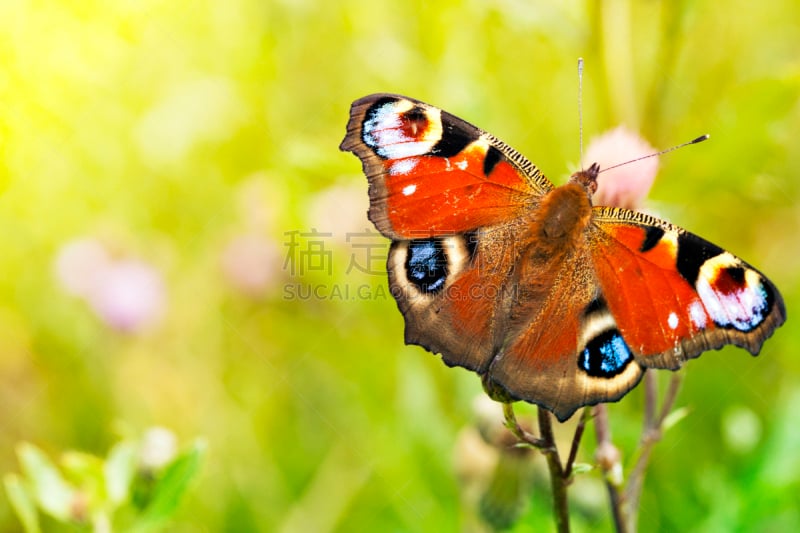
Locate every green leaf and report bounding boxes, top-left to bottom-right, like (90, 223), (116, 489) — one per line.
(61, 451), (105, 508)
(662, 406), (691, 433)
(104, 441), (138, 507)
(3, 474), (42, 533)
(570, 462), (595, 475)
(134, 440), (206, 530)
(16, 443), (74, 521)
(61, 451), (104, 483)
(479, 455), (532, 530)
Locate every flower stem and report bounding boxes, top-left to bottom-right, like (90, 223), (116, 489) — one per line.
(564, 408), (591, 479)
(501, 404), (571, 532)
(624, 372), (684, 531)
(537, 407), (570, 533)
(594, 404), (627, 533)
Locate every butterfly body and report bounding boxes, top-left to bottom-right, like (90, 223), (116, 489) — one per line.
(341, 94), (785, 421)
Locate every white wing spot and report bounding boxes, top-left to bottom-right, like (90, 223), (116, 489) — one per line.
(689, 300), (707, 329)
(402, 184), (417, 196)
(668, 312), (679, 330)
(456, 160), (468, 170)
(391, 158), (419, 176)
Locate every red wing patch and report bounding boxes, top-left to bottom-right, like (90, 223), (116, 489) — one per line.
(590, 222), (709, 359)
(340, 94), (550, 239)
(590, 210), (785, 365)
(379, 146), (532, 236)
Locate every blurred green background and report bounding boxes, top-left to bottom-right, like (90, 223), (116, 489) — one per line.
(1, 0), (798, 531)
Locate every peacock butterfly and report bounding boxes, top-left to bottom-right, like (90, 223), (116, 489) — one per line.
(339, 94), (786, 422)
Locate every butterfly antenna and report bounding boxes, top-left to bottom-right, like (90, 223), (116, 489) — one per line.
(578, 57), (584, 169)
(598, 134), (710, 174)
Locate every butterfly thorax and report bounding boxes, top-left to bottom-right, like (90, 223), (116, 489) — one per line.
(527, 163), (598, 256)
(531, 181), (592, 256)
(510, 181), (593, 307)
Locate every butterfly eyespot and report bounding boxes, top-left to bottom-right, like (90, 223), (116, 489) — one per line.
(696, 260), (773, 332)
(579, 329), (633, 378)
(362, 98), (443, 160)
(405, 238), (449, 294)
(402, 106), (428, 137)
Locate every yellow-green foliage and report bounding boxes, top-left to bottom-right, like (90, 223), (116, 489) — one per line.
(1, 1), (798, 531)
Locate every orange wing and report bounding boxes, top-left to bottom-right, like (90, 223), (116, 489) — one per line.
(340, 94), (553, 239)
(484, 205), (785, 423)
(590, 207), (786, 368)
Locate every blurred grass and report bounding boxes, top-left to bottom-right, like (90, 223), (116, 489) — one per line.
(0, 0), (798, 531)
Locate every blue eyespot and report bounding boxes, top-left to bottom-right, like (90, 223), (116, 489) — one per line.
(579, 330), (633, 377)
(406, 239), (448, 293)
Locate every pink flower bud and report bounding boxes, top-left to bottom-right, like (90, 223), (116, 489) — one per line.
(221, 234), (282, 297)
(87, 259), (166, 333)
(585, 127), (659, 210)
(54, 238), (111, 297)
(306, 184), (370, 243)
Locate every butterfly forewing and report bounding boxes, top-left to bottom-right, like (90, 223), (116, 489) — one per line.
(590, 207), (786, 367)
(340, 94), (552, 240)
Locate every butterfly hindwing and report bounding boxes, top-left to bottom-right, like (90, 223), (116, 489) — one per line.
(486, 238), (645, 422)
(387, 227), (520, 372)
